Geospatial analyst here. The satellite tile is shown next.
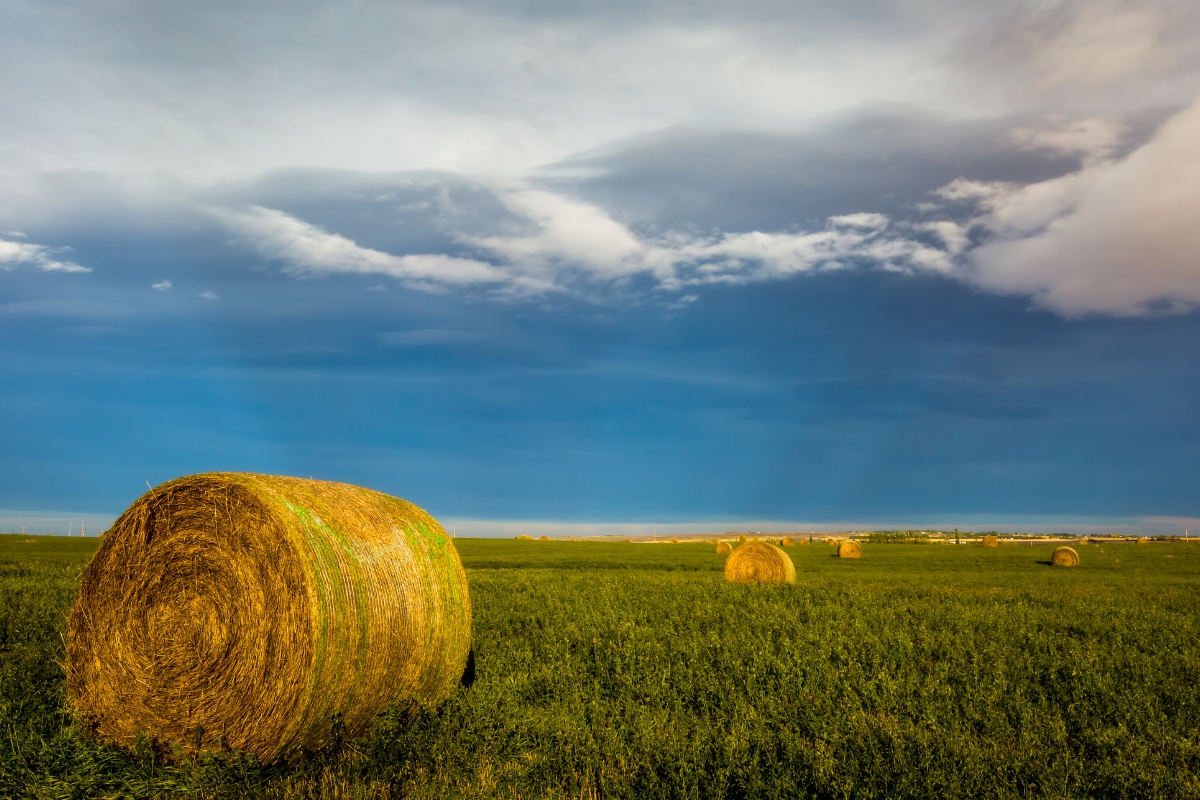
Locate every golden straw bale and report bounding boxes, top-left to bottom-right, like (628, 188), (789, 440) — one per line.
(838, 540), (862, 559)
(780, 537), (794, 547)
(515, 535), (533, 540)
(738, 534), (749, 544)
(538, 535), (550, 541)
(670, 539), (678, 544)
(716, 541), (732, 555)
(982, 535), (999, 547)
(1051, 546), (1080, 567)
(1137, 537), (1150, 544)
(825, 538), (838, 546)
(799, 538), (810, 546)
(724, 541), (795, 584)
(66, 473), (471, 765)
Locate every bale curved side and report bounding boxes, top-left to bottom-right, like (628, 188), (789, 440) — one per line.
(981, 535), (999, 547)
(724, 541), (795, 584)
(1051, 546), (1080, 567)
(66, 473), (471, 764)
(1137, 537), (1150, 544)
(716, 541), (732, 555)
(838, 540), (862, 559)
(781, 537), (794, 547)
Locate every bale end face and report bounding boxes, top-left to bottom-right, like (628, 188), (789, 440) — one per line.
(838, 540), (862, 559)
(1051, 546), (1080, 567)
(724, 541), (795, 584)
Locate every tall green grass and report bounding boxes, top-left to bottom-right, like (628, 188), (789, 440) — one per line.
(2, 534), (1199, 798)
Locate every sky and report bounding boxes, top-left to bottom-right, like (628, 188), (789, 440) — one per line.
(2, 0), (1200, 535)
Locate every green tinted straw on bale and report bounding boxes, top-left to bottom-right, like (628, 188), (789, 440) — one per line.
(66, 473), (472, 764)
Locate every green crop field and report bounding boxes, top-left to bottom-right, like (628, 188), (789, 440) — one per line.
(2, 534), (1199, 798)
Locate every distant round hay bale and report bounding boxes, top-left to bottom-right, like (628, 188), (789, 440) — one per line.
(515, 535), (533, 540)
(799, 538), (810, 546)
(838, 540), (862, 559)
(1137, 537), (1150, 544)
(781, 536), (794, 546)
(1051, 546), (1080, 567)
(716, 541), (732, 555)
(538, 535), (550, 541)
(724, 541), (795, 584)
(825, 538), (838, 546)
(738, 534), (749, 544)
(981, 535), (999, 547)
(670, 539), (678, 544)
(66, 473), (471, 765)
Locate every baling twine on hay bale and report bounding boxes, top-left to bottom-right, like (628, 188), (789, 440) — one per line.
(982, 535), (999, 547)
(724, 541), (795, 584)
(715, 541), (732, 555)
(66, 473), (471, 764)
(1051, 546), (1080, 567)
(838, 540), (862, 559)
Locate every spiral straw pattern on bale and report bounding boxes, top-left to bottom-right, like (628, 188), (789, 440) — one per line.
(982, 535), (999, 548)
(838, 540), (862, 559)
(1051, 546), (1080, 567)
(66, 473), (472, 764)
(715, 541), (732, 555)
(724, 541), (795, 584)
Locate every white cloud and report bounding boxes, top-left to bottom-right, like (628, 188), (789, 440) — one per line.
(1009, 115), (1126, 165)
(0, 236), (89, 273)
(198, 291), (219, 300)
(213, 205), (515, 291)
(151, 280), (172, 290)
(961, 97), (1200, 316)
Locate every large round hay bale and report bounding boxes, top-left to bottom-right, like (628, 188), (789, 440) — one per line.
(66, 473), (471, 764)
(781, 536), (794, 546)
(715, 541), (732, 555)
(981, 535), (999, 547)
(724, 541), (795, 584)
(1051, 546), (1080, 567)
(838, 540), (862, 559)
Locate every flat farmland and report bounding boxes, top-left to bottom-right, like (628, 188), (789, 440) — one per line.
(2, 535), (1199, 798)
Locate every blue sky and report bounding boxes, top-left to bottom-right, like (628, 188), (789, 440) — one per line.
(3, 1), (1199, 535)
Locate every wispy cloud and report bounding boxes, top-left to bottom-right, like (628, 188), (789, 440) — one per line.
(214, 194), (955, 297)
(0, 236), (89, 273)
(379, 329), (483, 346)
(198, 291), (218, 300)
(211, 205), (515, 291)
(151, 280), (172, 291)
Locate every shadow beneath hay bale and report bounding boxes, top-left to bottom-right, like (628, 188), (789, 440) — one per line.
(1035, 560), (1053, 566)
(460, 648), (476, 688)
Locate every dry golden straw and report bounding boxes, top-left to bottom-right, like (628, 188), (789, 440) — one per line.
(1051, 546), (1080, 567)
(981, 535), (999, 548)
(715, 541), (732, 555)
(538, 535), (550, 541)
(66, 472), (471, 764)
(838, 540), (862, 559)
(1137, 537), (1150, 544)
(724, 541), (795, 584)
(780, 537), (794, 547)
(826, 538), (838, 546)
